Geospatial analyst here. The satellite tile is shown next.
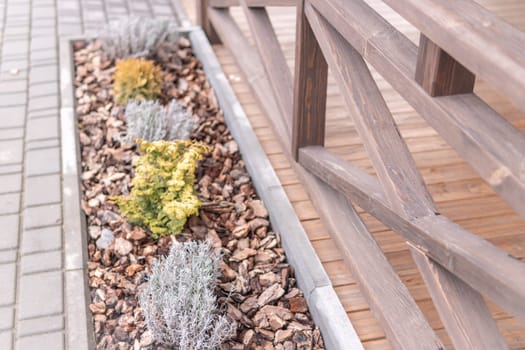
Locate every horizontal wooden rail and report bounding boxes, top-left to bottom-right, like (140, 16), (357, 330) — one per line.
(308, 0), (525, 219)
(299, 145), (525, 322)
(382, 0), (525, 112)
(209, 0), (296, 7)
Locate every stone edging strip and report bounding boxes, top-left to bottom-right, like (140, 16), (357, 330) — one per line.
(186, 25), (364, 350)
(59, 36), (96, 350)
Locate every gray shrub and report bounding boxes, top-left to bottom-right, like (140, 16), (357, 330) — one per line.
(125, 100), (167, 141)
(100, 16), (179, 60)
(125, 100), (197, 141)
(165, 99), (198, 141)
(139, 240), (234, 349)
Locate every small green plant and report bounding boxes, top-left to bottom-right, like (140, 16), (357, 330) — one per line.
(140, 240), (234, 348)
(113, 58), (162, 105)
(114, 140), (210, 238)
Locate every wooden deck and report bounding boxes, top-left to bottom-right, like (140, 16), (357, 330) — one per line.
(182, 1), (525, 348)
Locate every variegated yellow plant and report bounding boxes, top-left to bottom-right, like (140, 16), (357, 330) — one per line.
(113, 58), (162, 105)
(114, 140), (210, 238)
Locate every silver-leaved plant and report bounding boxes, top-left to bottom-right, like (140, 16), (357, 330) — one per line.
(165, 99), (198, 141)
(125, 99), (197, 141)
(139, 240), (234, 349)
(125, 99), (167, 141)
(100, 16), (178, 60)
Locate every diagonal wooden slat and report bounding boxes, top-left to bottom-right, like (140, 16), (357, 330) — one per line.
(303, 172), (444, 350)
(304, 4), (508, 348)
(304, 2), (436, 219)
(410, 245), (510, 350)
(309, 0), (525, 219)
(239, 1), (294, 128)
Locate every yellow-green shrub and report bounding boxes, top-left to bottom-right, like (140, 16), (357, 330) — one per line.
(113, 58), (162, 105)
(114, 140), (210, 238)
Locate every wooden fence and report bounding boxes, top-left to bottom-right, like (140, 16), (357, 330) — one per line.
(196, 0), (525, 348)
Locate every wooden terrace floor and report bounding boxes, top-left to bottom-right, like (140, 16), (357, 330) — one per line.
(182, 1), (525, 348)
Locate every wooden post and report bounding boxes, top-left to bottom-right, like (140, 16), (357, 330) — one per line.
(415, 35), (475, 96)
(292, 0), (328, 160)
(196, 0), (222, 44)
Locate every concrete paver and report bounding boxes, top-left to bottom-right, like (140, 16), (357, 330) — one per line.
(21, 226), (62, 255)
(23, 174), (60, 206)
(0, 214), (19, 250)
(0, 263), (16, 306)
(18, 271), (63, 319)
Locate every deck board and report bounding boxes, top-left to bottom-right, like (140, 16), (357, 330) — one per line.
(181, 1), (525, 348)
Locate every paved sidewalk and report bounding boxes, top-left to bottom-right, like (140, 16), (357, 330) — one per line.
(0, 1), (177, 349)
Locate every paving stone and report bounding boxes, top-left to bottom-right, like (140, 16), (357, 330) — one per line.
(0, 106), (25, 128)
(0, 214), (19, 251)
(0, 263), (16, 306)
(31, 6), (56, 19)
(21, 226), (61, 255)
(0, 128), (23, 141)
(24, 147), (60, 176)
(57, 23), (82, 36)
(0, 306), (14, 330)
(0, 80), (26, 94)
(0, 107), (26, 129)
(26, 138), (60, 150)
(30, 37), (57, 52)
(0, 139), (23, 166)
(21, 250), (62, 274)
(0, 250), (17, 264)
(23, 204), (61, 229)
(0, 58), (29, 73)
(28, 108), (57, 119)
(18, 271), (63, 319)
(2, 40), (29, 56)
(0, 164), (23, 176)
(28, 81), (58, 98)
(30, 49), (57, 62)
(0, 70), (28, 81)
(24, 174), (60, 206)
(17, 331), (64, 350)
(30, 27), (57, 38)
(0, 193), (20, 215)
(0, 173), (22, 194)
(26, 116), (58, 140)
(0, 331), (13, 350)
(3, 26), (30, 37)
(0, 92), (26, 107)
(18, 315), (64, 337)
(31, 18), (56, 28)
(29, 65), (57, 85)
(7, 5), (29, 16)
(28, 94), (58, 112)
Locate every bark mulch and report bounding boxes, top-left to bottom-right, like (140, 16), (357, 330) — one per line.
(73, 38), (325, 350)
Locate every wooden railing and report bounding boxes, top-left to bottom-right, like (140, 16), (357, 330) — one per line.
(197, 0), (525, 349)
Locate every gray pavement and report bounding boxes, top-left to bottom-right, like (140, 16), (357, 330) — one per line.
(0, 0), (177, 348)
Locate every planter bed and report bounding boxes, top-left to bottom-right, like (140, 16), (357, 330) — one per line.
(72, 37), (325, 350)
